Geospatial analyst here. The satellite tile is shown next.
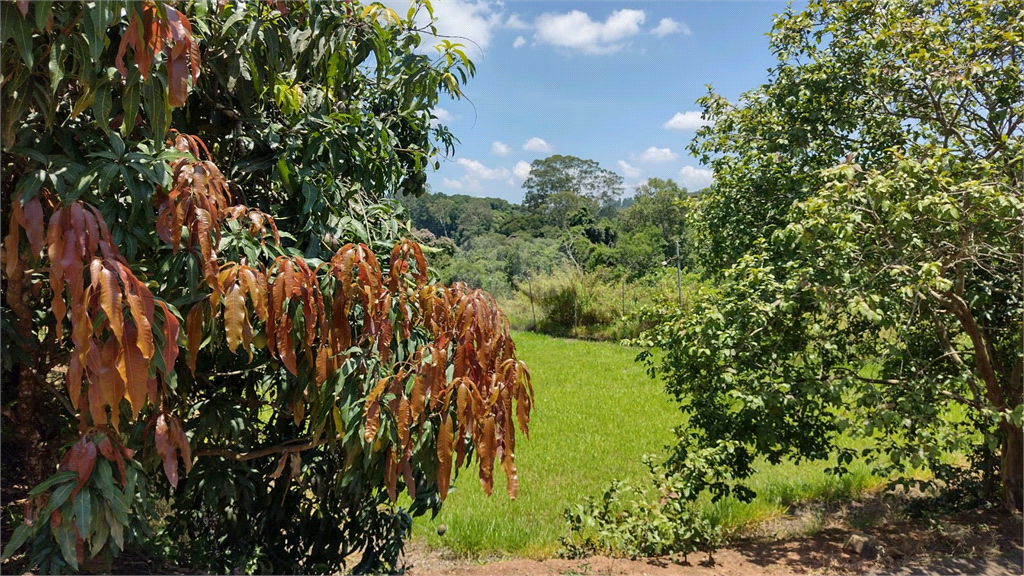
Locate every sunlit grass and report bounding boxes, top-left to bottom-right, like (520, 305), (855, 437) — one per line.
(410, 332), (886, 558)
(410, 331), (679, 558)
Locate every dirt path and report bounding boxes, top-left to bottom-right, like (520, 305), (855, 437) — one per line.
(403, 508), (1023, 576)
(403, 535), (1021, 576)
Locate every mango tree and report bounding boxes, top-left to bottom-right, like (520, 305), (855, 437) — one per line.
(0, 1), (532, 573)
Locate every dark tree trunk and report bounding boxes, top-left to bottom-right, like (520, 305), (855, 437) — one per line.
(13, 363), (51, 486)
(1000, 421), (1023, 512)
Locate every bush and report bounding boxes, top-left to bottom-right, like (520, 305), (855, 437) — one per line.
(560, 457), (723, 563)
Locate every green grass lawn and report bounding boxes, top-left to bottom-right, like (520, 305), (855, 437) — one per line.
(409, 331), (680, 557)
(410, 331), (884, 558)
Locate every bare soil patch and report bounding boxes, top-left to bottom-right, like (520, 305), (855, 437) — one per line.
(402, 500), (1023, 576)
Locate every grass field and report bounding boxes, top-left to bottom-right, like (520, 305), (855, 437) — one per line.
(410, 331), (884, 558)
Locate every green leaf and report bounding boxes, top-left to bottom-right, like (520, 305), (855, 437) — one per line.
(92, 80), (113, 130)
(34, 1), (53, 32)
(49, 36), (66, 93)
(121, 71), (142, 137)
(28, 470), (78, 497)
(10, 8), (34, 67)
(94, 459), (129, 525)
(41, 481), (76, 518)
(90, 500), (110, 555)
(57, 516), (78, 570)
(74, 488), (93, 540)
(84, 3), (112, 61)
(108, 507), (124, 551)
(143, 74), (170, 146)
(1, 523), (34, 561)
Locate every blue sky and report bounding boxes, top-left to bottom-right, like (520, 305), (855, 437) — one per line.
(407, 1), (791, 203)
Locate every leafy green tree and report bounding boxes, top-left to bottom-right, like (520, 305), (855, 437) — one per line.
(616, 226), (664, 281)
(0, 2), (533, 573)
(428, 196), (458, 237)
(456, 198), (493, 241)
(547, 190), (598, 231)
(642, 0), (1023, 511)
(619, 178), (689, 244)
(522, 155), (623, 213)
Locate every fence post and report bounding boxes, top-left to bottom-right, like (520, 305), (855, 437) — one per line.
(527, 274), (537, 328)
(676, 239), (682, 308)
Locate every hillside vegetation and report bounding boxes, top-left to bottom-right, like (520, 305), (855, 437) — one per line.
(400, 175), (702, 340)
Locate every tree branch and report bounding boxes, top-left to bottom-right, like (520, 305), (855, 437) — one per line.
(928, 287), (1006, 409)
(194, 436), (331, 461)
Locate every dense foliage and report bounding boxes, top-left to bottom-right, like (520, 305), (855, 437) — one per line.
(640, 0), (1023, 512)
(0, 1), (534, 573)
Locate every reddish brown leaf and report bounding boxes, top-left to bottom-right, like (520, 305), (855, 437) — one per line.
(501, 450), (518, 500)
(224, 282), (245, 353)
(118, 324), (149, 419)
(315, 344), (328, 386)
(385, 447), (398, 503)
(157, 301), (180, 374)
(364, 401), (380, 445)
(292, 398), (305, 427)
(167, 414), (192, 473)
(97, 340), (126, 429)
(154, 414), (179, 488)
(67, 353), (83, 411)
(19, 197), (45, 257)
(98, 265), (124, 343)
(397, 396), (411, 450)
(410, 374), (426, 423)
(402, 453), (416, 500)
(436, 415), (453, 500)
(478, 417), (495, 496)
(238, 266), (267, 320)
(167, 48), (189, 107)
(185, 304), (203, 375)
(60, 436), (96, 498)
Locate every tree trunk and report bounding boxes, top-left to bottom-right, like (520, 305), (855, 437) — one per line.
(1000, 421), (1023, 512)
(13, 363), (51, 486)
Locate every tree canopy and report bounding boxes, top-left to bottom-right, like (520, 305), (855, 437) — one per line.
(521, 155), (624, 214)
(0, 1), (533, 573)
(641, 0), (1023, 511)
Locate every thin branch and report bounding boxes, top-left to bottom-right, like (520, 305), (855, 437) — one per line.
(939, 389), (986, 411)
(194, 436), (332, 461)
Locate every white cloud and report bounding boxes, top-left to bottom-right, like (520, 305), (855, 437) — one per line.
(511, 160), (532, 182)
(651, 18), (690, 37)
(512, 35), (526, 48)
(432, 107), (455, 124)
(457, 158), (511, 181)
(678, 166), (714, 190)
(387, 0), (502, 58)
(663, 111), (710, 131)
(491, 141), (511, 156)
(442, 178), (464, 191)
(523, 137), (553, 153)
(617, 160), (642, 178)
(534, 9), (646, 55)
(639, 146), (679, 163)
(506, 14), (530, 30)
(624, 178), (649, 196)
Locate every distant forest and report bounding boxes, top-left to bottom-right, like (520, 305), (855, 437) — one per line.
(398, 155), (703, 338)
